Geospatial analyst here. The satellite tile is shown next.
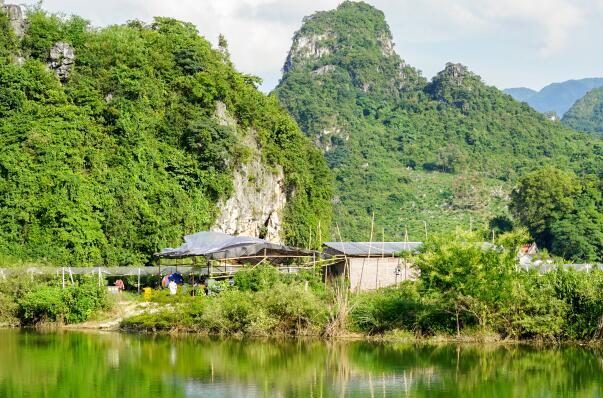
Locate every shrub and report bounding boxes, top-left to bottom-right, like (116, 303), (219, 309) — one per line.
(0, 292), (19, 325)
(201, 290), (256, 333)
(62, 280), (110, 324)
(234, 265), (281, 292)
(17, 278), (110, 325)
(18, 286), (66, 324)
(350, 282), (422, 334)
(255, 283), (327, 334)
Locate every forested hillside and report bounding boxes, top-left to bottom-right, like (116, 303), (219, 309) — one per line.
(562, 87), (603, 136)
(275, 1), (603, 240)
(0, 8), (332, 266)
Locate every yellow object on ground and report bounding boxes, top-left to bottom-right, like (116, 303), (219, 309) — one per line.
(142, 287), (152, 301)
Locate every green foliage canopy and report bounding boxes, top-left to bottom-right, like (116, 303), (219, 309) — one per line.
(510, 167), (603, 262)
(0, 11), (332, 266)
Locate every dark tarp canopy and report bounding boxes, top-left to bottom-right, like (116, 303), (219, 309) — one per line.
(156, 231), (324, 264)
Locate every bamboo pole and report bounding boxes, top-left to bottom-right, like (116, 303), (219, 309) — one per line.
(404, 227), (409, 281)
(424, 220), (428, 241)
(336, 223), (350, 286)
(358, 213), (374, 293)
(376, 228), (384, 289)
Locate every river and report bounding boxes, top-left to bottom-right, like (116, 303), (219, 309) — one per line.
(0, 329), (602, 397)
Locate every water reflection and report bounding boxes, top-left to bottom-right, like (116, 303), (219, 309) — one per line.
(0, 330), (602, 397)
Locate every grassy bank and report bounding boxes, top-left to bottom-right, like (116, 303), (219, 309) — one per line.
(121, 233), (603, 342)
(3, 232), (603, 342)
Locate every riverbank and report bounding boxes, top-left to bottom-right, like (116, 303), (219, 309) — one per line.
(3, 233), (603, 342)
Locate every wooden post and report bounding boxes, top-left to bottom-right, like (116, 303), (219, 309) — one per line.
(62, 267), (65, 289)
(137, 267), (141, 295)
(318, 220), (322, 248)
(336, 223), (350, 287)
(376, 228), (384, 289)
(358, 213), (374, 293)
(423, 221), (428, 241)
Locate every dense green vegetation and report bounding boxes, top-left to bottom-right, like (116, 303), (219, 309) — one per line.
(275, 1), (603, 240)
(563, 86), (603, 136)
(0, 273), (110, 325)
(510, 167), (603, 262)
(0, 9), (332, 266)
(121, 232), (603, 341)
(353, 233), (603, 340)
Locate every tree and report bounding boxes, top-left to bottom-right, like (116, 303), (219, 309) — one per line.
(415, 233), (516, 335)
(510, 168), (603, 262)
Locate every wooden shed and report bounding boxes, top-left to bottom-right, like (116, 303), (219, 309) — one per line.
(323, 242), (422, 291)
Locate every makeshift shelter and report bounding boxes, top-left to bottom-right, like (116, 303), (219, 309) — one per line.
(323, 241), (422, 291)
(156, 231), (330, 279)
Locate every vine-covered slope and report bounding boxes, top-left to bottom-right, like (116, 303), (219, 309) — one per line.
(562, 87), (603, 136)
(275, 1), (603, 240)
(0, 9), (332, 266)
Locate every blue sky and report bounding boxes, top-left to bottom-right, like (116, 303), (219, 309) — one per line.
(22, 0), (603, 92)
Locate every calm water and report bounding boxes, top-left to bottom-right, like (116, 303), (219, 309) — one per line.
(1, 330), (603, 397)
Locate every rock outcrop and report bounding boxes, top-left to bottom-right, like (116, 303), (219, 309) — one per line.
(211, 102), (287, 243)
(48, 42), (75, 82)
(1, 1), (26, 38)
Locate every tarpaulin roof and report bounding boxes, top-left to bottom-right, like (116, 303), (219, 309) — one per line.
(156, 231), (320, 261)
(323, 242), (423, 256)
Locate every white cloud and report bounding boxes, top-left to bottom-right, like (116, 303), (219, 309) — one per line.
(470, 0), (584, 55)
(18, 0), (603, 90)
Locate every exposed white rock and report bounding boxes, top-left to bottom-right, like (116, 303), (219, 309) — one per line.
(211, 102), (287, 243)
(311, 64), (336, 76)
(378, 32), (395, 57)
(316, 126), (348, 152)
(1, 2), (26, 38)
(284, 33), (333, 73)
(48, 42), (75, 82)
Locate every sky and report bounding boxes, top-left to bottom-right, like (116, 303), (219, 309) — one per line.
(20, 0), (603, 93)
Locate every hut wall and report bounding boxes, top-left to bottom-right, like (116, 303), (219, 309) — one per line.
(349, 257), (418, 291)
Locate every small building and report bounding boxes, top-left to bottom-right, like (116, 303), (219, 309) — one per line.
(323, 242), (422, 291)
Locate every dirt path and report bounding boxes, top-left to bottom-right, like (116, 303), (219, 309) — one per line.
(65, 300), (160, 331)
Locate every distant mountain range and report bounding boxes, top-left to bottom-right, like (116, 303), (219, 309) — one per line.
(505, 78), (603, 117)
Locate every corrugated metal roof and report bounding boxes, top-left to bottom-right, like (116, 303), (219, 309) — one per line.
(323, 242), (423, 256)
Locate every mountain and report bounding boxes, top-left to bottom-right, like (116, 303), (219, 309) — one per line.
(505, 78), (603, 117)
(562, 87), (603, 136)
(0, 6), (332, 266)
(504, 87), (537, 103)
(275, 1), (603, 241)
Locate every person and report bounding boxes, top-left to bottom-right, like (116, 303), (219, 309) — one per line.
(168, 279), (178, 296)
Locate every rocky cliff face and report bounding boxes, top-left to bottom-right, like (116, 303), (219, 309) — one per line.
(211, 102), (286, 243)
(48, 42), (75, 82)
(1, 1), (25, 38)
